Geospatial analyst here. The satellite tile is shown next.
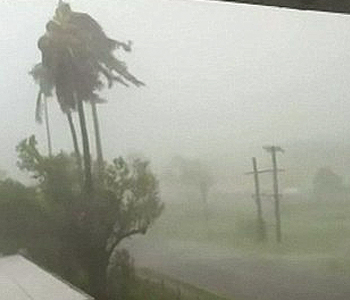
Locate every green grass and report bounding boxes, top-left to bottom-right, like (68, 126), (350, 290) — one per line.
(132, 268), (233, 300)
(147, 193), (350, 274)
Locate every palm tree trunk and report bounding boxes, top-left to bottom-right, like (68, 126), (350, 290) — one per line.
(91, 101), (104, 183)
(67, 112), (83, 185)
(77, 98), (93, 194)
(43, 95), (52, 157)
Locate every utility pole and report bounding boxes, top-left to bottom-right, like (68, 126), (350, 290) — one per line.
(263, 145), (284, 243)
(252, 157), (266, 241)
(245, 157), (284, 241)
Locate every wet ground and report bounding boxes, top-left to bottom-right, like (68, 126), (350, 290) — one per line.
(125, 238), (350, 300)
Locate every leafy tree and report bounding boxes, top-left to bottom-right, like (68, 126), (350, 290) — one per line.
(313, 167), (344, 199)
(170, 156), (214, 204)
(11, 136), (163, 299)
(0, 179), (42, 254)
(107, 248), (136, 300)
(25, 2), (151, 298)
(168, 156), (214, 229)
(35, 1), (144, 190)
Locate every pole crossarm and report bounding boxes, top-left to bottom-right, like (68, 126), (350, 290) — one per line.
(245, 168), (285, 175)
(203, 1), (350, 15)
(263, 145), (285, 154)
(258, 193), (283, 198)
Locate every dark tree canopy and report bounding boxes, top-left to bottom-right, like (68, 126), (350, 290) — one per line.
(15, 136), (163, 250)
(313, 167), (344, 198)
(37, 1), (144, 113)
(33, 1), (146, 194)
(7, 136), (163, 299)
(25, 3), (153, 298)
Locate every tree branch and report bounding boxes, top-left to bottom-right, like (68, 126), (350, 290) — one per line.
(107, 226), (147, 257)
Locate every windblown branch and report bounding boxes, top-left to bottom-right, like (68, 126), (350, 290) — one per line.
(106, 226), (147, 257)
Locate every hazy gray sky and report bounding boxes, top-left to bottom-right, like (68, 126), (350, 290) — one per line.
(1, 0), (350, 180)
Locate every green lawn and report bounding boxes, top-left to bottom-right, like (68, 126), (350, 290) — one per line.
(147, 192), (350, 274)
(131, 268), (232, 300)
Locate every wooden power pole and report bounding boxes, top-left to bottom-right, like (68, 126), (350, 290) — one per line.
(252, 157), (266, 242)
(245, 157), (267, 242)
(263, 145), (284, 243)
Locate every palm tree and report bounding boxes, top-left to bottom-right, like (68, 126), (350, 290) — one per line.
(30, 63), (83, 183)
(90, 99), (104, 182)
(37, 1), (144, 192)
(30, 64), (53, 157)
(66, 111), (83, 184)
(54, 1), (144, 185)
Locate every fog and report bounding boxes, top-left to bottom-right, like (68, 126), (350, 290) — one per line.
(1, 0), (350, 185)
(2, 1), (350, 299)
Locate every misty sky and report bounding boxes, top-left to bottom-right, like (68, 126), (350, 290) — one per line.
(1, 0), (350, 181)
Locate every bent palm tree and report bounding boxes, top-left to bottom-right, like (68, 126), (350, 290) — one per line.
(30, 64), (53, 157)
(37, 1), (144, 192)
(34, 3), (145, 298)
(54, 1), (144, 184)
(30, 63), (83, 183)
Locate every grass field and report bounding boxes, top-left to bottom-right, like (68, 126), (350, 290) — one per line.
(147, 191), (350, 274)
(134, 268), (233, 300)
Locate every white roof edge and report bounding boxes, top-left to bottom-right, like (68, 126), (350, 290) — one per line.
(0, 254), (95, 300)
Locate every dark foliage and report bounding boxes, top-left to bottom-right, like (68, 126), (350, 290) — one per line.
(313, 167), (345, 199)
(36, 1), (144, 114)
(0, 136), (163, 299)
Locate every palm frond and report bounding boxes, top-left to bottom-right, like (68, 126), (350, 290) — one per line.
(115, 40), (132, 52)
(105, 57), (145, 87)
(36, 1), (144, 112)
(30, 63), (54, 97)
(112, 75), (129, 87)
